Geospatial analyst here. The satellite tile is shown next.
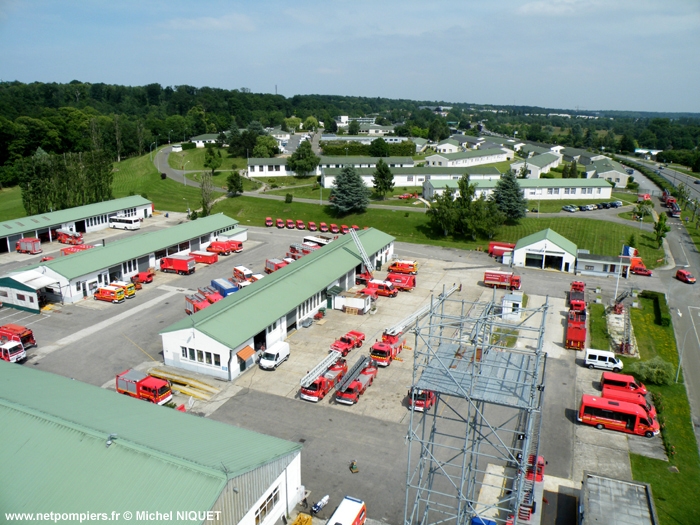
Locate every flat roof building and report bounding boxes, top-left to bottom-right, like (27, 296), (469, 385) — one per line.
(580, 472), (659, 525)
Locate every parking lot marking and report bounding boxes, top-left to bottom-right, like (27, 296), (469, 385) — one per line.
(21, 315), (51, 327)
(27, 290), (179, 363)
(122, 332), (158, 362)
(0, 310), (24, 322)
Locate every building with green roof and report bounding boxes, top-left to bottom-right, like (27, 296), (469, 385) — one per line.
(425, 148), (510, 168)
(510, 152), (562, 178)
(0, 363), (302, 525)
(0, 196), (152, 254)
(512, 229), (577, 273)
(322, 165), (502, 189)
(4, 214), (241, 307)
(247, 155), (414, 179)
(423, 177), (612, 201)
(161, 228), (395, 381)
(584, 158), (631, 187)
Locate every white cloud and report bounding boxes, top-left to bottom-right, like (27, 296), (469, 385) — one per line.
(518, 0), (602, 16)
(163, 12), (255, 32)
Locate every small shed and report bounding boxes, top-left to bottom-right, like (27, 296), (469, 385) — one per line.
(579, 471), (659, 525)
(502, 291), (524, 322)
(576, 250), (632, 278)
(333, 291), (371, 314)
(512, 229), (577, 273)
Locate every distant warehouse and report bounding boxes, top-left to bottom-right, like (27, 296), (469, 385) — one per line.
(160, 229), (395, 381)
(0, 196), (153, 253)
(1, 214), (243, 309)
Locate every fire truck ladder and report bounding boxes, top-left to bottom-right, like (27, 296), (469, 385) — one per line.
(300, 350), (343, 388)
(336, 355), (371, 393)
(290, 243), (305, 254)
(348, 228), (375, 275)
(384, 283), (462, 337)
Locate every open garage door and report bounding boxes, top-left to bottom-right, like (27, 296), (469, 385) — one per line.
(525, 253), (543, 268)
(544, 254), (564, 271)
(137, 256), (150, 271)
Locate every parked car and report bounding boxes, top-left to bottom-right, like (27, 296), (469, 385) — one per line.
(611, 201), (623, 208)
(586, 204), (598, 211)
(320, 222), (329, 232)
(286, 219), (295, 229)
(330, 224), (340, 234)
(276, 218), (284, 228)
(630, 267), (653, 276)
(308, 221), (317, 231)
(351, 225), (360, 230)
(341, 225), (350, 234)
(562, 205), (577, 213)
(296, 220), (306, 230)
(694, 179), (700, 185)
(578, 205), (588, 211)
(265, 217), (273, 227)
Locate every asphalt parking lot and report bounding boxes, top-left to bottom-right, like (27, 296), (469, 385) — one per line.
(0, 221), (668, 524)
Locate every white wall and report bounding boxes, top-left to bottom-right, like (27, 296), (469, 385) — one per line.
(162, 329), (234, 381)
(512, 239), (576, 273)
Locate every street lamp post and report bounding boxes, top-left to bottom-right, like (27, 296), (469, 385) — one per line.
(183, 161), (191, 186)
(168, 129), (173, 144)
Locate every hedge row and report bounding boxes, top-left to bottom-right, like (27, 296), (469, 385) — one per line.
(616, 157), (674, 194)
(640, 290), (672, 327)
(320, 141), (416, 157)
(181, 142), (196, 151)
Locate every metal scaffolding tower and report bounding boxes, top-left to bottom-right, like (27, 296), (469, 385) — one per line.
(404, 289), (549, 525)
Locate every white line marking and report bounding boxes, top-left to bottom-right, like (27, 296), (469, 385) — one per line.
(22, 316), (51, 327)
(27, 290), (179, 362)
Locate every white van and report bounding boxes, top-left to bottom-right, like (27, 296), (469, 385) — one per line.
(259, 341), (290, 370)
(584, 349), (623, 372)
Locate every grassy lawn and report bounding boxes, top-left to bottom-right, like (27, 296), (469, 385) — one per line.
(113, 154), (201, 213)
(0, 186), (26, 221)
(588, 303), (609, 350)
(167, 147), (247, 172)
(625, 297), (700, 525)
(265, 185), (427, 207)
(256, 175), (318, 189)
(618, 210), (655, 223)
(211, 196), (666, 264)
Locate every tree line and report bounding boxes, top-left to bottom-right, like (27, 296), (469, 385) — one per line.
(17, 149), (113, 215)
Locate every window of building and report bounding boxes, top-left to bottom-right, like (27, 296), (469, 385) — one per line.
(275, 165), (280, 171)
(181, 347), (188, 358)
(29, 296), (34, 303)
(596, 188), (601, 194)
(553, 188), (560, 194)
(17, 294), (25, 301)
(0, 291), (7, 298)
(547, 188), (553, 195)
(564, 188), (570, 194)
(76, 283), (81, 291)
(571, 188), (577, 194)
(214, 354), (221, 367)
(189, 348), (195, 361)
(205, 352), (212, 365)
(585, 265), (594, 271)
(255, 486), (280, 525)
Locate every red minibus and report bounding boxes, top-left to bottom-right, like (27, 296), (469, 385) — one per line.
(578, 394), (659, 438)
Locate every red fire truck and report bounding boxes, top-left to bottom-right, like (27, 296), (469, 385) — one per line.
(335, 356), (378, 405)
(56, 229), (83, 245)
(300, 352), (348, 402)
(369, 339), (403, 366)
(330, 331), (365, 357)
(185, 293), (211, 315)
(578, 394), (659, 438)
(0, 324), (37, 349)
(1, 341), (27, 363)
(15, 237), (42, 254)
(388, 260), (418, 275)
(408, 388), (436, 412)
(198, 286), (223, 303)
(385, 273), (416, 291)
(265, 258), (288, 273)
(206, 241), (232, 256)
(483, 271), (521, 290)
(160, 255), (196, 275)
(115, 369), (173, 405)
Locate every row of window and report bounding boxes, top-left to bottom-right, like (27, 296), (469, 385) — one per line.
(0, 290), (35, 304)
(181, 347), (222, 367)
(298, 292), (322, 318)
(255, 486), (280, 525)
(87, 215), (109, 228)
(254, 165), (283, 172)
(123, 259), (138, 274)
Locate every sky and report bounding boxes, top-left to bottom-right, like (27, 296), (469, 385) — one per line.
(0, 0), (699, 113)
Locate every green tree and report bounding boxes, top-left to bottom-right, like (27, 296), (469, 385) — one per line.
(326, 119), (338, 133)
(603, 131), (617, 151)
(227, 172), (244, 196)
(427, 187), (458, 237)
(492, 172), (527, 222)
(286, 140), (320, 177)
(481, 198), (506, 239)
(428, 118), (450, 141)
(284, 116), (301, 132)
(570, 159), (579, 178)
(203, 145), (222, 176)
(653, 213), (671, 248)
(303, 116), (318, 132)
(252, 135), (279, 158)
(368, 138), (390, 157)
(329, 165), (370, 215)
(619, 134), (636, 153)
(626, 234), (637, 249)
(247, 120), (267, 136)
(516, 162), (529, 179)
(372, 159), (394, 200)
(348, 120), (360, 135)
(561, 163), (570, 179)
(692, 155), (700, 174)
(583, 128), (594, 148)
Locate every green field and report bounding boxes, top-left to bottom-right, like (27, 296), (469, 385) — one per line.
(265, 184), (426, 206)
(625, 297), (700, 525)
(0, 186), (26, 221)
(167, 146), (247, 172)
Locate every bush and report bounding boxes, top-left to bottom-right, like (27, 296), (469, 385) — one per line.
(181, 143), (196, 150)
(639, 290), (672, 326)
(285, 193), (293, 203)
(629, 356), (675, 385)
(189, 210), (198, 220)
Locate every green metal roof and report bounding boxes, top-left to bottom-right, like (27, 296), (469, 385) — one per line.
(426, 148), (507, 160)
(587, 158), (628, 175)
(510, 153), (560, 168)
(32, 214), (239, 280)
(323, 166), (501, 177)
(0, 364), (300, 517)
(514, 228), (578, 257)
(0, 196), (151, 238)
(428, 178), (612, 190)
(319, 156), (414, 165)
(161, 228), (395, 349)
